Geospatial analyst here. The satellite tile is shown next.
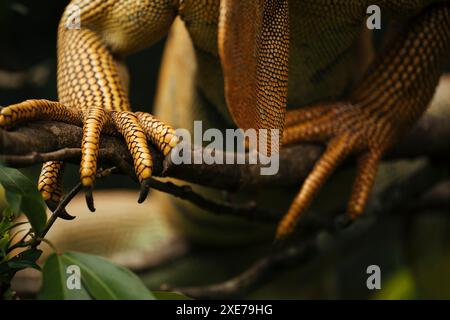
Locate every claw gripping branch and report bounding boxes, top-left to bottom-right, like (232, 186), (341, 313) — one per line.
(276, 4), (450, 239)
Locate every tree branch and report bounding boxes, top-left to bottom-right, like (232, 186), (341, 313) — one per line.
(2, 114), (448, 299)
(165, 161), (445, 299)
(147, 178), (279, 222)
(1, 113), (449, 191)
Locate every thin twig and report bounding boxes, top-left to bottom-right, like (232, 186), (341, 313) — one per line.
(165, 238), (318, 299)
(148, 178), (279, 222)
(30, 185), (82, 249)
(0, 148), (81, 168)
(1, 141), (282, 221)
(30, 167), (116, 249)
(164, 161), (444, 299)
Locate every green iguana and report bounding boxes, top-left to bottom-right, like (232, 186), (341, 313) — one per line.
(1, 0), (449, 241)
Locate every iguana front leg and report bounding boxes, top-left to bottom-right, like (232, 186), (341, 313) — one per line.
(0, 0), (179, 212)
(278, 4), (450, 239)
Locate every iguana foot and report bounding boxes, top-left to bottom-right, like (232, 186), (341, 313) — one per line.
(0, 99), (178, 213)
(277, 102), (394, 239)
(276, 4), (450, 240)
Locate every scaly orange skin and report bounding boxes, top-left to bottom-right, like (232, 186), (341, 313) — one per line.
(278, 4), (450, 238)
(1, 1), (449, 239)
(0, 0), (179, 213)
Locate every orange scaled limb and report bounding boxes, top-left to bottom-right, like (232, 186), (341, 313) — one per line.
(276, 4), (450, 239)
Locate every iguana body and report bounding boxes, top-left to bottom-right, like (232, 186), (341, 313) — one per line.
(1, 0), (449, 239)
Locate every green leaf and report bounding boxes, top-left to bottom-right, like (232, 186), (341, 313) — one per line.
(0, 234), (9, 260)
(6, 248), (42, 271)
(2, 207), (13, 219)
(153, 291), (192, 300)
(1, 287), (13, 300)
(39, 252), (155, 300)
(0, 246), (40, 296)
(39, 253), (91, 300)
(0, 221), (28, 236)
(20, 195), (46, 234)
(0, 216), (12, 236)
(0, 248), (42, 284)
(5, 228), (28, 256)
(0, 166), (35, 194)
(0, 166), (46, 234)
(5, 191), (22, 216)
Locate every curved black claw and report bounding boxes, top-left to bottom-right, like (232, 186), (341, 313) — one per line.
(57, 209), (76, 220)
(84, 186), (96, 212)
(138, 179), (151, 204)
(46, 200), (76, 220)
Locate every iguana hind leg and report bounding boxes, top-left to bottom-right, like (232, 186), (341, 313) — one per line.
(277, 4), (450, 239)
